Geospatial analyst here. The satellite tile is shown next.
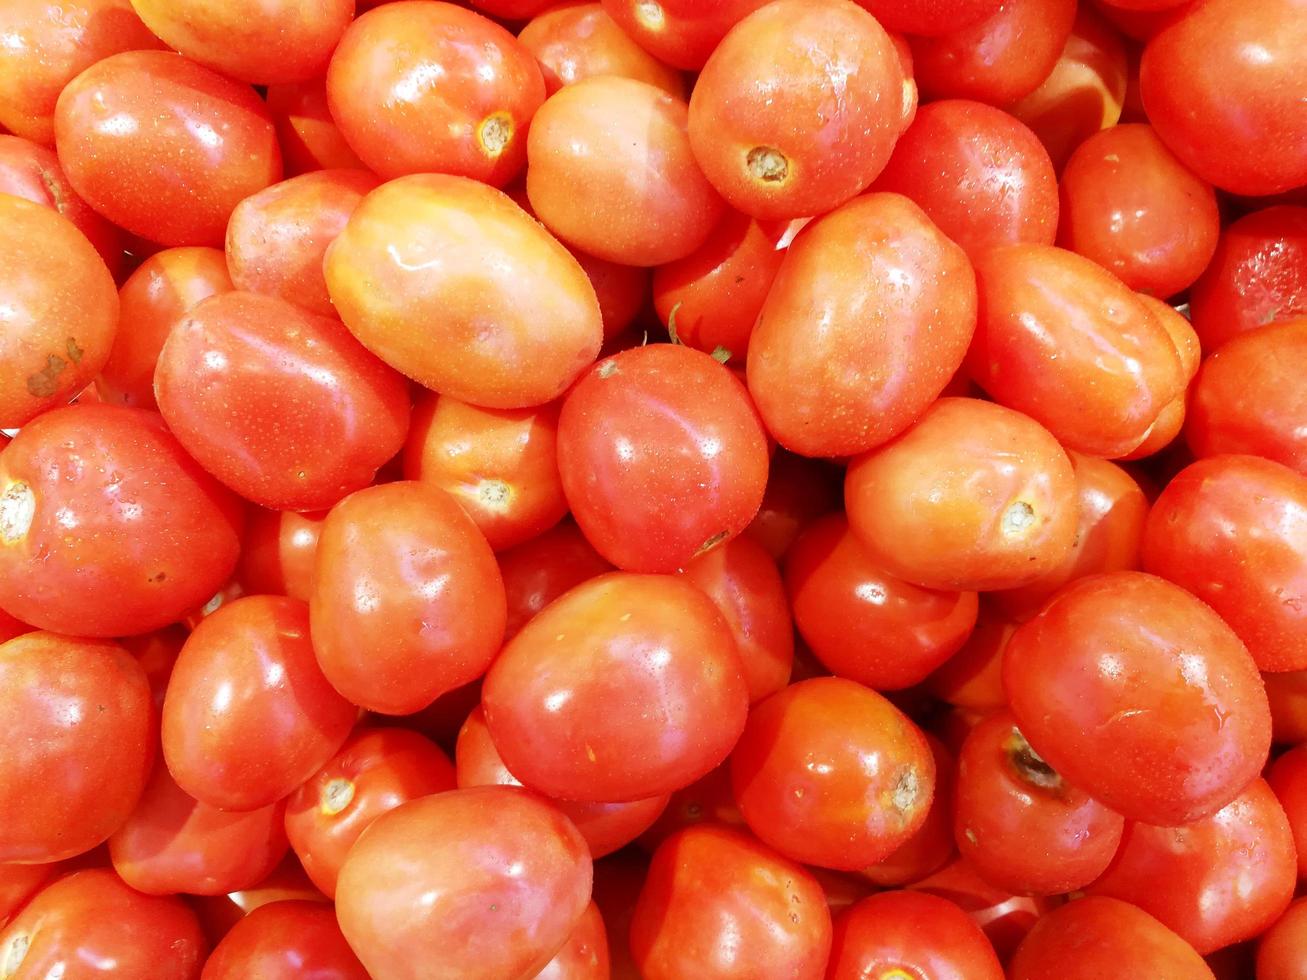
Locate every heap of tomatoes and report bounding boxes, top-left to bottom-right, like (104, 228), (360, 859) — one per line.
(0, 0), (1305, 976)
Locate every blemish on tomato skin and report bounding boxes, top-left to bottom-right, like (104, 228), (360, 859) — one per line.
(0, 482), (35, 544)
(25, 354), (67, 398)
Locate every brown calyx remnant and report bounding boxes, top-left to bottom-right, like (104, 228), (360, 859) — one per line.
(747, 146), (789, 185)
(1005, 726), (1062, 792)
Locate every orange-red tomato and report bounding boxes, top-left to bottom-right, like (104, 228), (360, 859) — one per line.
(924, 601), (1014, 712)
(1257, 899), (1307, 980)
(237, 508), (327, 603)
(908, 857), (1048, 960)
(520, 3), (685, 98)
(469, 0), (556, 17)
(497, 521), (614, 642)
(191, 854), (329, 946)
(828, 891), (1004, 980)
(535, 901), (609, 980)
(863, 735), (957, 888)
(597, 0), (771, 70)
(264, 78), (367, 177)
(742, 451), (841, 562)
(200, 900), (369, 980)
(857, 0), (1005, 33)
(1266, 669), (1307, 746)
(636, 763), (746, 853)
(0, 863), (55, 932)
(1267, 746), (1307, 883)
(1117, 294), (1202, 459)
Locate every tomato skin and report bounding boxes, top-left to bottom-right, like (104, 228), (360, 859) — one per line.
(55, 51), (281, 247)
(687, 0), (906, 221)
(1266, 670), (1307, 746)
(155, 291), (411, 512)
(311, 481), (507, 715)
(237, 508), (327, 604)
(520, 3), (685, 98)
(748, 194), (977, 458)
(864, 734), (957, 887)
(908, 857), (1047, 960)
(498, 522), (614, 642)
(0, 864), (55, 932)
(200, 900), (367, 980)
(1257, 899), (1307, 980)
(731, 677), (935, 871)
(191, 855), (328, 947)
(557, 344), (768, 573)
(1141, 0), (1307, 196)
(1116, 294), (1201, 460)
(162, 596), (357, 812)
(598, 0), (770, 71)
(325, 174), (603, 409)
(0, 404), (243, 637)
(1003, 571), (1271, 826)
(635, 763), (746, 853)
(535, 901), (609, 980)
(1267, 746), (1307, 882)
(854, 0), (1004, 34)
(326, 2), (544, 186)
(335, 787), (593, 980)
(264, 78), (367, 177)
(742, 452), (841, 562)
(828, 891), (1003, 980)
(630, 825), (832, 980)
(484, 572), (748, 802)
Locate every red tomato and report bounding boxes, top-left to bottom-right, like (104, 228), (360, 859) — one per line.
(191, 855), (328, 946)
(237, 508), (327, 603)
(909, 857), (1048, 960)
(55, 51), (281, 246)
(597, 0), (770, 71)
(828, 891), (1003, 980)
(1003, 571), (1271, 825)
(310, 481), (507, 715)
(0, 404), (243, 636)
(1115, 294), (1202, 460)
(336, 787), (592, 980)
(469, 0), (555, 17)
(1267, 746), (1307, 882)
(855, 0), (1003, 34)
(484, 572), (748, 802)
(121, 625), (187, 713)
(863, 734), (957, 888)
(591, 851), (647, 980)
(926, 601), (1014, 711)
(200, 900), (367, 980)
(1266, 670), (1307, 746)
(748, 194), (977, 458)
(497, 522), (614, 642)
(0, 864), (55, 932)
(325, 174), (602, 409)
(557, 344), (768, 573)
(162, 595), (358, 812)
(535, 901), (609, 980)
(326, 2), (544, 185)
(635, 763), (746, 853)
(264, 78), (367, 177)
(1257, 899), (1307, 980)
(743, 451), (841, 561)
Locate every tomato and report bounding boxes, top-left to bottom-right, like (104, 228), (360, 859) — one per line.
(856, 0), (1004, 34)
(635, 763), (746, 853)
(129, 0), (353, 85)
(535, 901), (609, 980)
(484, 572), (747, 802)
(0, 404), (243, 636)
(0, 864), (55, 932)
(55, 51), (282, 246)
(908, 857), (1047, 960)
(742, 453), (841, 563)
(497, 522), (614, 642)
(1267, 746), (1307, 882)
(122, 625), (187, 713)
(864, 734), (957, 888)
(597, 0), (770, 71)
(109, 763), (288, 897)
(590, 851), (647, 980)
(325, 174), (602, 409)
(191, 855), (328, 946)
(1118, 294), (1202, 459)
(264, 78), (367, 177)
(747, 194), (977, 458)
(1266, 670), (1307, 746)
(1009, 896), (1215, 979)
(237, 508), (327, 603)
(828, 891), (1003, 980)
(1141, 0), (1307, 196)
(1257, 899), (1307, 980)
(326, 2), (544, 185)
(687, 0), (906, 221)
(1004, 571), (1271, 825)
(336, 787), (592, 980)
(200, 900), (366, 980)
(311, 481), (507, 715)
(556, 344), (768, 573)
(630, 825), (831, 980)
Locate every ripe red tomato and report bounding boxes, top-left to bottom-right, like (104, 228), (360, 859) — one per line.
(535, 900), (609, 980)
(864, 734), (957, 888)
(0, 864), (55, 932)
(200, 900), (368, 980)
(191, 855), (328, 946)
(828, 891), (1003, 980)
(1267, 745), (1307, 883)
(1115, 293), (1201, 459)
(743, 452), (841, 561)
(237, 508), (327, 604)
(856, 0), (1004, 34)
(1256, 899), (1307, 980)
(1266, 670), (1307, 746)
(597, 0), (770, 71)
(909, 857), (1049, 960)
(497, 522), (614, 642)
(925, 603), (1015, 712)
(264, 78), (367, 177)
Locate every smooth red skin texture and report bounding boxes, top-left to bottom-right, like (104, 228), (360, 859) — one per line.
(155, 291), (411, 511)
(403, 392), (566, 552)
(0, 869), (205, 979)
(457, 706), (669, 858)
(1188, 207), (1307, 352)
(1089, 779), (1296, 954)
(1267, 670), (1307, 746)
(469, 0), (555, 17)
(828, 891), (1003, 980)
(311, 481), (507, 715)
(598, 0), (770, 71)
(591, 851), (646, 980)
(519, 3), (685, 98)
(630, 825), (831, 980)
(484, 573), (748, 803)
(336, 787), (593, 980)
(264, 78), (367, 177)
(191, 854), (329, 946)
(748, 193), (977, 459)
(0, 196), (117, 428)
(0, 404), (243, 636)
(575, 254), (648, 342)
(109, 764), (288, 897)
(873, 100), (1058, 261)
(854, 0), (1003, 34)
(1010, 896), (1215, 980)
(0, 634), (152, 864)
(687, 0), (905, 221)
(911, 0), (1077, 106)
(785, 514), (978, 691)
(162, 596), (357, 812)
(0, 609), (33, 647)
(237, 508), (326, 604)
(743, 452), (841, 562)
(1258, 899), (1307, 980)
(1143, 456), (1307, 672)
(909, 857), (1047, 960)
(284, 727), (456, 899)
(681, 535), (793, 703)
(200, 900), (367, 980)
(955, 711), (1124, 895)
(0, 864), (55, 931)
(636, 763), (747, 853)
(731, 677), (935, 871)
(97, 247), (233, 409)
(1268, 747), (1307, 882)
(498, 522), (614, 642)
(994, 451), (1148, 620)
(968, 244), (1185, 457)
(1003, 571), (1271, 826)
(325, 174), (602, 409)
(55, 51), (282, 246)
(845, 398), (1077, 592)
(326, 2), (544, 185)
(1141, 0), (1307, 196)
(864, 734), (956, 888)
(1187, 319), (1307, 476)
(926, 597), (1014, 710)
(130, 0), (353, 85)
(535, 901), (609, 980)
(557, 344), (768, 573)
(1058, 124), (1218, 299)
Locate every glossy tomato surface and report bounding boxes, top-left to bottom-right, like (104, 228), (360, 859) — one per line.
(200, 900), (368, 980)
(828, 891), (1003, 980)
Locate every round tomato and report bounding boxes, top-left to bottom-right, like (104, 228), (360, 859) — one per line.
(828, 891), (1003, 980)
(1267, 745), (1307, 883)
(200, 900), (368, 980)
(535, 901), (609, 980)
(237, 508), (327, 604)
(597, 0), (770, 71)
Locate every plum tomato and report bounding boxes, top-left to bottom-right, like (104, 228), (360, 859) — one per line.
(325, 174), (602, 409)
(335, 787), (592, 980)
(687, 0), (906, 221)
(311, 481), (507, 715)
(597, 0), (770, 71)
(326, 1), (544, 186)
(1117, 293), (1202, 460)
(855, 0), (1004, 35)
(1003, 571), (1271, 825)
(630, 825), (832, 980)
(1267, 746), (1307, 882)
(264, 78), (367, 177)
(535, 901), (609, 980)
(731, 676), (935, 871)
(54, 50), (282, 246)
(0, 404), (243, 636)
(747, 193), (977, 458)
(200, 900), (368, 980)
(497, 522), (614, 642)
(1257, 899), (1307, 980)
(237, 508), (327, 604)
(863, 734), (956, 888)
(483, 572), (748, 802)
(557, 344), (768, 573)
(844, 398), (1077, 592)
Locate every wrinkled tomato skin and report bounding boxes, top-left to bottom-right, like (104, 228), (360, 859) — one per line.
(598, 0), (771, 71)
(535, 900), (609, 980)
(200, 900), (368, 980)
(1267, 746), (1307, 883)
(828, 891), (1004, 980)
(264, 78), (367, 177)
(237, 508), (328, 604)
(863, 734), (957, 888)
(497, 522), (613, 642)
